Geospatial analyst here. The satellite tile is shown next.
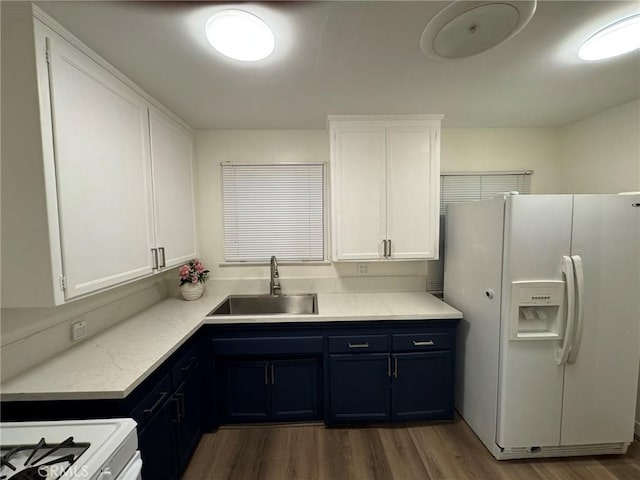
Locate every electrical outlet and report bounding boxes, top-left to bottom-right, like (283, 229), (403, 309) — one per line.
(71, 320), (87, 341)
(357, 264), (369, 275)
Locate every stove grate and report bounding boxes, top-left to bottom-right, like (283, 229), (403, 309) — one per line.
(0, 437), (90, 480)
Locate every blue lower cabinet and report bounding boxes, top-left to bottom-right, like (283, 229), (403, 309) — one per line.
(220, 357), (321, 423)
(131, 343), (204, 480)
(328, 353), (391, 421)
(222, 360), (271, 422)
(138, 395), (179, 480)
(271, 359), (320, 420)
(391, 351), (453, 421)
(175, 365), (203, 473)
(328, 345), (455, 423)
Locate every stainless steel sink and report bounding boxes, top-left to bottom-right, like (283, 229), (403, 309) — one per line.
(207, 293), (318, 316)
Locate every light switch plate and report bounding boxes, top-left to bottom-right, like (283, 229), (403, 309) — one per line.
(71, 320), (87, 341)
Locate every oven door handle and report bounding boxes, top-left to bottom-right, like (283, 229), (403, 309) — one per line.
(110, 450), (143, 480)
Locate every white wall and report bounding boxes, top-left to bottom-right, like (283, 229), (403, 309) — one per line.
(195, 130), (430, 295)
(559, 100), (640, 194)
(194, 128), (563, 296)
(441, 128), (562, 193)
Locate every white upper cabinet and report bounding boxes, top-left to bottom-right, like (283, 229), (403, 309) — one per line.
(0, 4), (197, 307)
(47, 30), (156, 300)
(329, 115), (442, 262)
(149, 108), (197, 269)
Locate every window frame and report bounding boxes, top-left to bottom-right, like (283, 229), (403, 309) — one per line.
(218, 162), (330, 265)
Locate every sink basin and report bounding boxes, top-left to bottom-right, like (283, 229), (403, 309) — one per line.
(207, 294), (318, 316)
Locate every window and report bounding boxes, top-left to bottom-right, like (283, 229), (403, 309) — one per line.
(222, 164), (325, 262)
(427, 171), (533, 294)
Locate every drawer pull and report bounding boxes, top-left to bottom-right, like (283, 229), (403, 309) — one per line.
(348, 342), (370, 349)
(181, 358), (198, 376)
(143, 392), (168, 419)
(413, 340), (435, 346)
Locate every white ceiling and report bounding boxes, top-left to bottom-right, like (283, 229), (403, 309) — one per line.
(35, 1), (640, 129)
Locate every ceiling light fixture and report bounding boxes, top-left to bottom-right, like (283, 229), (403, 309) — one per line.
(205, 9), (275, 62)
(420, 1), (537, 60)
(578, 14), (640, 61)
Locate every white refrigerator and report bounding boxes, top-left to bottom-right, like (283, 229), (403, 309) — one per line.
(444, 194), (640, 459)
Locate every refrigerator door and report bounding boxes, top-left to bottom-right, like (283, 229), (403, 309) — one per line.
(444, 196), (506, 452)
(496, 195), (573, 448)
(560, 194), (640, 445)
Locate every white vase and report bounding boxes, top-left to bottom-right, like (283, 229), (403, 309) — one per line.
(180, 282), (204, 301)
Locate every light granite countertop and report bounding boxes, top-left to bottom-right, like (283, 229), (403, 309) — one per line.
(0, 291), (461, 402)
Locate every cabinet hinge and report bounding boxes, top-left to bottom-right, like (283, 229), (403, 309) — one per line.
(45, 47), (51, 64)
(59, 275), (67, 291)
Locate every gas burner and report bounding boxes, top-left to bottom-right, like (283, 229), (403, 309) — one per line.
(0, 437), (90, 480)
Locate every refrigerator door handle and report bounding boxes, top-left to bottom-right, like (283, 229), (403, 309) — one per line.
(567, 255), (585, 364)
(556, 255), (576, 365)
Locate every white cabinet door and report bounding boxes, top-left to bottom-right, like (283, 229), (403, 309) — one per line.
(331, 125), (386, 260)
(48, 35), (155, 299)
(329, 116), (441, 262)
(386, 125), (439, 259)
(149, 109), (197, 268)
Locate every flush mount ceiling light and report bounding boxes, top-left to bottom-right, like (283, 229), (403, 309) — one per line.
(420, 1), (537, 59)
(578, 14), (640, 61)
(205, 9), (275, 62)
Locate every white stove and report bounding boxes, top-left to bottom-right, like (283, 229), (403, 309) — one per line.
(0, 419), (141, 480)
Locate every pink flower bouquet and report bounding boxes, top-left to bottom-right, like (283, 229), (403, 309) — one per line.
(179, 259), (210, 286)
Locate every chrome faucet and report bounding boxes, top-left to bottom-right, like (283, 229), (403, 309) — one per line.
(270, 255), (281, 296)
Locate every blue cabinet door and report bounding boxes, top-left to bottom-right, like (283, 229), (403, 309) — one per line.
(175, 364), (203, 473)
(328, 353), (390, 422)
(391, 351), (453, 421)
(271, 358), (320, 420)
(138, 397), (179, 480)
(221, 360), (270, 422)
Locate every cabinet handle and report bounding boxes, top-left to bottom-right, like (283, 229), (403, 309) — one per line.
(413, 340), (435, 346)
(388, 239), (392, 257)
(348, 342), (369, 349)
(143, 392), (168, 419)
(151, 248), (159, 270)
(181, 358), (198, 377)
(175, 392), (186, 419)
(387, 356), (391, 378)
(172, 397), (182, 423)
(271, 364), (275, 385)
(159, 247), (166, 268)
(264, 363), (269, 385)
(393, 356), (398, 378)
(383, 239), (389, 258)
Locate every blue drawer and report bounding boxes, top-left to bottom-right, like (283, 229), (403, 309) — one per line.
(212, 336), (323, 356)
(391, 332), (451, 352)
(328, 335), (388, 354)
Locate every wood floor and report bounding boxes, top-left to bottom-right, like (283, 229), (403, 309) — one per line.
(182, 417), (640, 480)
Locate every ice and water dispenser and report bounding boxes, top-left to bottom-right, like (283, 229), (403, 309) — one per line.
(509, 281), (565, 340)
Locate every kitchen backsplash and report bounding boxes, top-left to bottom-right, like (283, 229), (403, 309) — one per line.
(1, 272), (427, 383)
(1, 275), (171, 382)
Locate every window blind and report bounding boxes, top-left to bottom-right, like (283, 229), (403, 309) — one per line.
(222, 164), (325, 262)
(427, 171), (532, 294)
